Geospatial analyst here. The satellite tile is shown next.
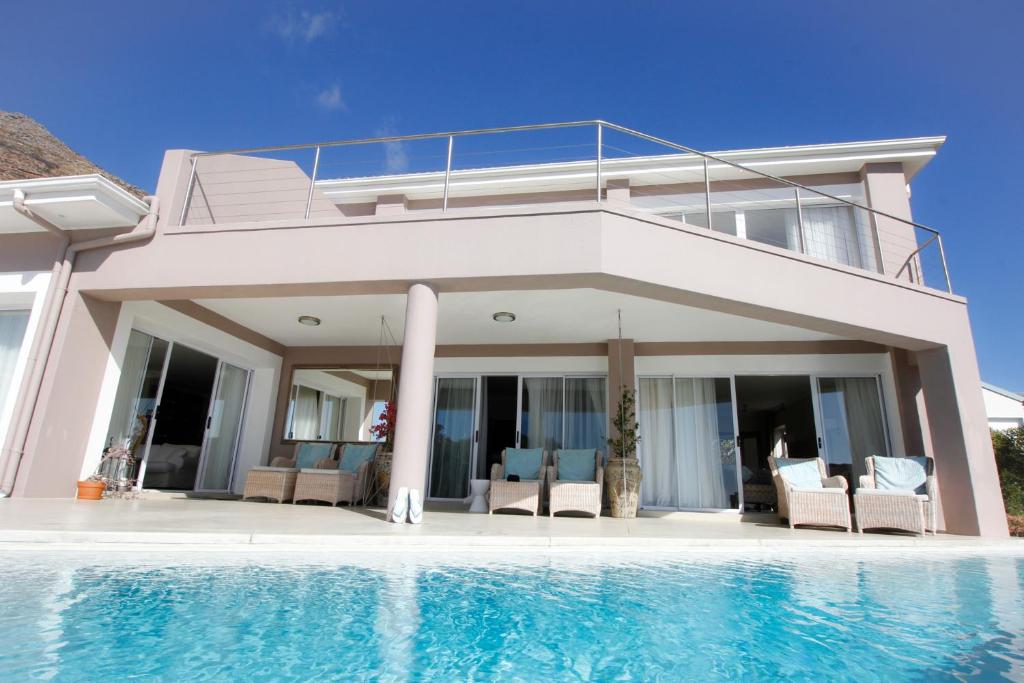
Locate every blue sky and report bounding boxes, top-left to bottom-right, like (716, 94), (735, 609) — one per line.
(3, 1), (1021, 388)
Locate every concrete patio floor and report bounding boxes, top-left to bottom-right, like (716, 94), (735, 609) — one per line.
(1, 495), (1020, 552)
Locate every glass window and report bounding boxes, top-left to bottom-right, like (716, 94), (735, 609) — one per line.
(103, 330), (169, 451)
(817, 377), (889, 489)
(520, 377), (564, 451)
(744, 208), (799, 250)
(683, 210), (738, 236)
(0, 310), (31, 423)
(564, 377), (607, 451)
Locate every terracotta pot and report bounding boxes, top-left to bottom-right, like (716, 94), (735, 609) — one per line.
(374, 452), (392, 505)
(605, 457), (642, 518)
(76, 480), (106, 501)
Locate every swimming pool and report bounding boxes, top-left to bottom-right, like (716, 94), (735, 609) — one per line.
(0, 550), (1021, 681)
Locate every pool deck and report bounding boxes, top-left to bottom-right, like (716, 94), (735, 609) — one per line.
(1, 495), (1021, 553)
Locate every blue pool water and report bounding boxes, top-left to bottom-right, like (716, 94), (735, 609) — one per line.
(0, 551), (1022, 681)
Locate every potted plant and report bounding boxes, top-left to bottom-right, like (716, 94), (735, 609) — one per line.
(76, 475), (106, 501)
(370, 401), (397, 504)
(606, 386), (642, 518)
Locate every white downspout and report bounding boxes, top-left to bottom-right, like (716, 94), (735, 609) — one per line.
(0, 194), (160, 497)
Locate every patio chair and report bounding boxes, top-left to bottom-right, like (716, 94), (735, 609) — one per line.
(768, 456), (851, 531)
(855, 455), (937, 536)
(547, 449), (603, 518)
(489, 448), (547, 515)
(293, 443), (380, 506)
(243, 442), (335, 503)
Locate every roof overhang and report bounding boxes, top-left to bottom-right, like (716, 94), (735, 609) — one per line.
(0, 174), (150, 234)
(316, 136), (946, 203)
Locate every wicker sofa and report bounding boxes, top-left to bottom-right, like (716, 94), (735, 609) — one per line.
(489, 448), (547, 515)
(242, 442), (336, 503)
(768, 456), (852, 531)
(293, 443), (380, 506)
(855, 455), (937, 536)
(547, 450), (603, 518)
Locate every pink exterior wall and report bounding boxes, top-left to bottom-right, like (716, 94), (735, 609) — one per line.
(861, 162), (919, 280)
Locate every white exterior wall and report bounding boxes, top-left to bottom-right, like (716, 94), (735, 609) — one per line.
(983, 386), (1024, 431)
(82, 301), (282, 494)
(0, 271), (51, 448)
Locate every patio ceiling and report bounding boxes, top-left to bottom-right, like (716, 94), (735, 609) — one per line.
(195, 288), (844, 347)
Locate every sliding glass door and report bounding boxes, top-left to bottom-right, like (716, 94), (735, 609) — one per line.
(815, 376), (889, 490)
(428, 377), (479, 500)
(0, 310), (31, 428)
(520, 375), (608, 452)
(638, 377), (739, 510)
(195, 361), (250, 491)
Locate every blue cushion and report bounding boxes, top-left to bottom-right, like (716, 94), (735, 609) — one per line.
(505, 448), (544, 480)
(557, 449), (597, 481)
(873, 456), (928, 494)
(775, 459), (823, 490)
(295, 442), (333, 469)
(339, 444), (378, 473)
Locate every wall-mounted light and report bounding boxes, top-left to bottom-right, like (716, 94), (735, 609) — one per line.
(298, 315), (322, 327)
(492, 312), (516, 323)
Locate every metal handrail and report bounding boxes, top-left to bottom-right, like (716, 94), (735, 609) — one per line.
(895, 232), (938, 281)
(179, 119), (952, 292)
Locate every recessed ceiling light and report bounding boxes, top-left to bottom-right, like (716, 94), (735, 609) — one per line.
(298, 315), (321, 327)
(492, 312), (516, 323)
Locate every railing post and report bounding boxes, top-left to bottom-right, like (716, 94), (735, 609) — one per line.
(443, 135), (454, 212)
(178, 156), (198, 226)
(937, 233), (952, 293)
(304, 146), (321, 220)
(596, 123), (603, 203)
(794, 187), (806, 254)
(703, 157), (712, 230)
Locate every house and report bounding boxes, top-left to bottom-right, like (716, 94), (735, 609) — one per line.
(983, 383), (1024, 431)
(0, 120), (1009, 537)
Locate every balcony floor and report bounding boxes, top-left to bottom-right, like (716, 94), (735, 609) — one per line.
(0, 496), (1018, 552)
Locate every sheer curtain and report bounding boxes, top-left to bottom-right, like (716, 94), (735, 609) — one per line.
(639, 378), (677, 507)
(836, 377), (888, 487)
(291, 385), (321, 439)
(0, 310), (30, 422)
(103, 330), (153, 446)
(429, 378), (476, 499)
(803, 206), (859, 267)
(673, 379), (728, 509)
(322, 395), (342, 441)
(522, 377), (563, 451)
(565, 377), (607, 451)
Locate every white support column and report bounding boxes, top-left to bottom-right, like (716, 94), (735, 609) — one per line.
(387, 283), (438, 522)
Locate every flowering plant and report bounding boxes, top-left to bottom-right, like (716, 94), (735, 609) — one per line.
(370, 401), (397, 450)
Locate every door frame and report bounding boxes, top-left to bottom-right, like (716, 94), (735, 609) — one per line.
(810, 373), (893, 475)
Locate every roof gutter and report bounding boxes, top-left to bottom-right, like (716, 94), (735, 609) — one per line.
(0, 194), (159, 497)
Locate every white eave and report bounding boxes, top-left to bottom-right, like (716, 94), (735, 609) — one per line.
(0, 174), (150, 234)
(316, 136), (946, 203)
(983, 382), (1024, 403)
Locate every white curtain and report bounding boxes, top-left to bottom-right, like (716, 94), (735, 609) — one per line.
(291, 385), (321, 440)
(429, 378), (476, 499)
(565, 377), (607, 451)
(103, 330), (153, 446)
(836, 377), (888, 487)
(673, 379), (728, 509)
(522, 377), (563, 451)
(639, 378), (677, 507)
(803, 206), (860, 267)
(0, 310), (30, 423)
(322, 395), (342, 441)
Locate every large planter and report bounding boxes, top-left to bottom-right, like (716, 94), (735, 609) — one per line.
(76, 480), (106, 501)
(605, 457), (642, 518)
(374, 452), (392, 506)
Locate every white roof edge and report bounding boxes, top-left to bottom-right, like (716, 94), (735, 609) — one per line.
(316, 135), (947, 192)
(983, 382), (1024, 402)
(0, 174), (150, 213)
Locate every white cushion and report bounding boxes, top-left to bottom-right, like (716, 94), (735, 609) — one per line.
(251, 466), (298, 473)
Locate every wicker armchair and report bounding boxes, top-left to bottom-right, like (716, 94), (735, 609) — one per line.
(768, 456), (851, 531)
(489, 448), (547, 515)
(855, 456), (936, 536)
(547, 450), (603, 518)
(293, 443), (379, 506)
(243, 442), (337, 503)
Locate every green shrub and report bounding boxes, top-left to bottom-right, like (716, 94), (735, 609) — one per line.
(993, 427), (1024, 516)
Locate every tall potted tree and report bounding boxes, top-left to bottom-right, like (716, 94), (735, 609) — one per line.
(606, 386), (642, 518)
